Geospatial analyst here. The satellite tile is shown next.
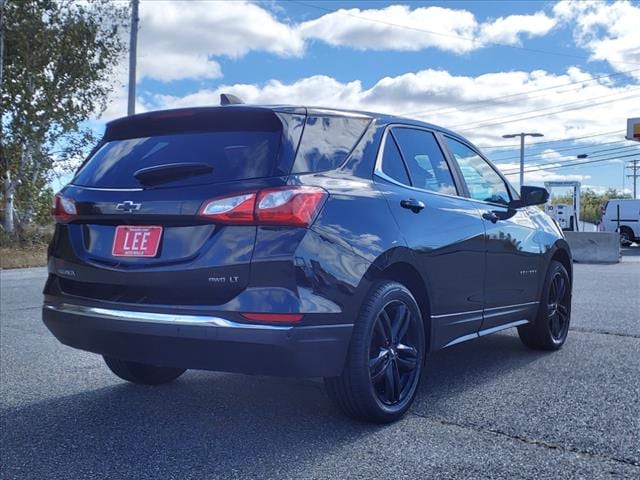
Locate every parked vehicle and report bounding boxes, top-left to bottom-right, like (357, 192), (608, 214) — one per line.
(601, 199), (640, 246)
(43, 101), (573, 423)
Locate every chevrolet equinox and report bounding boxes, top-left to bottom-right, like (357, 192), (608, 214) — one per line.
(43, 99), (572, 423)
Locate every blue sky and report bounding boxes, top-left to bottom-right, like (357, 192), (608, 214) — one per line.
(89, 0), (640, 196)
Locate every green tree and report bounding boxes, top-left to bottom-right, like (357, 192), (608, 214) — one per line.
(1, 0), (128, 234)
(551, 188), (632, 224)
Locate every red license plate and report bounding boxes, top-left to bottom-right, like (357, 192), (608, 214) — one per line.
(112, 226), (162, 257)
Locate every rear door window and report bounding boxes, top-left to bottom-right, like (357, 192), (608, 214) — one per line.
(391, 128), (457, 195)
(292, 115), (371, 173)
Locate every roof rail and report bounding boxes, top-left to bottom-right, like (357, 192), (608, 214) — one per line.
(220, 93), (245, 105)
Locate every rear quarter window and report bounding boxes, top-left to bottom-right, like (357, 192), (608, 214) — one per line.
(292, 116), (371, 173)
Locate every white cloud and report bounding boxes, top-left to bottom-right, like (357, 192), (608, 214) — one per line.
(136, 0), (303, 82)
(129, 1), (562, 84)
(103, 0), (640, 88)
(553, 0), (640, 80)
(153, 75), (364, 110)
(144, 67), (638, 151)
(540, 149), (564, 160)
(479, 12), (557, 45)
(298, 5), (479, 53)
(298, 5), (557, 53)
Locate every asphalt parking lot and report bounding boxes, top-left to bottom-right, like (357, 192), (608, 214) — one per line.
(1, 255), (639, 479)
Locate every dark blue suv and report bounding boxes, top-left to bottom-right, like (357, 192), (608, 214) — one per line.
(43, 101), (572, 422)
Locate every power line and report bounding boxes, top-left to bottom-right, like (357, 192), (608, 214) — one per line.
(626, 160), (639, 199)
(458, 95), (639, 133)
(501, 152), (640, 175)
(399, 67), (640, 118)
(491, 142), (639, 163)
(488, 138), (630, 155)
(489, 139), (632, 161)
(458, 88), (640, 129)
(480, 130), (624, 149)
(501, 147), (640, 173)
(455, 88), (640, 131)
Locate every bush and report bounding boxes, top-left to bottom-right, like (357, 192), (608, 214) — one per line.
(0, 223), (53, 248)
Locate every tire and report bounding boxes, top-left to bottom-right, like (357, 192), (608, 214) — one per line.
(324, 281), (426, 423)
(518, 260), (571, 351)
(619, 227), (634, 247)
(103, 356), (186, 385)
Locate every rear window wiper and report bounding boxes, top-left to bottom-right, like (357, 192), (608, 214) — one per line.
(133, 162), (214, 186)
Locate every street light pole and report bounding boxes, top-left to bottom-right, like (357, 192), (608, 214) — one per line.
(502, 132), (544, 187)
(127, 0), (140, 116)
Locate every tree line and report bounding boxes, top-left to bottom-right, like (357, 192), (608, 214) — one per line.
(550, 188), (632, 224)
(1, 0), (127, 236)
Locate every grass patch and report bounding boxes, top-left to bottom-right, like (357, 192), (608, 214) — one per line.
(0, 243), (48, 269)
(0, 225), (52, 269)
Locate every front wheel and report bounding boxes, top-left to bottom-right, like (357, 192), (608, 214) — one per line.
(619, 227), (634, 247)
(325, 281), (425, 423)
(103, 356), (186, 385)
(518, 260), (571, 350)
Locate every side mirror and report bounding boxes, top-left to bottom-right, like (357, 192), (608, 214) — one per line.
(518, 186), (549, 207)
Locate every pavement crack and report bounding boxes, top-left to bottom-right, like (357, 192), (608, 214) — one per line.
(569, 327), (640, 339)
(410, 412), (640, 468)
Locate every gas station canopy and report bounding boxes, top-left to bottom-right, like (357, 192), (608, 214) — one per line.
(626, 117), (640, 142)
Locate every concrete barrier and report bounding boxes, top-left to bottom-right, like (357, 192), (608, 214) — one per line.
(564, 232), (620, 264)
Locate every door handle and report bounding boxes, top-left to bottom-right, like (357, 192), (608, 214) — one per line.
(482, 211), (500, 223)
(400, 198), (425, 213)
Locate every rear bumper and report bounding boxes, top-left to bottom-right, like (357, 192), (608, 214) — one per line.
(43, 303), (352, 377)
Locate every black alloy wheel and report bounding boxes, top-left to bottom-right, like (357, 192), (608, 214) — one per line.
(369, 300), (421, 406)
(547, 271), (570, 343)
(325, 281), (425, 423)
(518, 260), (571, 350)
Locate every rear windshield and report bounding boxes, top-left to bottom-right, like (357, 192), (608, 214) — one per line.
(72, 131), (282, 189)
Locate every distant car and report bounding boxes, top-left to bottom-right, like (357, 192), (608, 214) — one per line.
(601, 199), (640, 246)
(43, 102), (573, 423)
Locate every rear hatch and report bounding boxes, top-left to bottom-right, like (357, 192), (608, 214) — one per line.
(49, 106), (305, 306)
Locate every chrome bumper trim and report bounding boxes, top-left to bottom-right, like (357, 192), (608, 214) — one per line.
(44, 303), (292, 330)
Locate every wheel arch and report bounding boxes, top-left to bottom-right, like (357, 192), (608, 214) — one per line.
(368, 261), (433, 353)
(550, 243), (573, 284)
(619, 224), (636, 240)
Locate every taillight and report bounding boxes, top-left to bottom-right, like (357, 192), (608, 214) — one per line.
(198, 192), (256, 224)
(51, 194), (77, 223)
(198, 187), (327, 227)
(256, 187), (327, 226)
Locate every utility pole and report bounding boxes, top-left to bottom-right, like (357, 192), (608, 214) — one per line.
(626, 159), (639, 199)
(127, 0), (140, 116)
(0, 0), (5, 90)
(502, 132), (544, 188)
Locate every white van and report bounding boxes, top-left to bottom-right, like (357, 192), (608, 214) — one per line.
(601, 199), (640, 245)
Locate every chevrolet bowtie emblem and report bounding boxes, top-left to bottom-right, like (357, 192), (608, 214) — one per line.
(116, 201), (142, 212)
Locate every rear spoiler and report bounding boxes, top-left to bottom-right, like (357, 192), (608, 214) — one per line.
(103, 107), (285, 141)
